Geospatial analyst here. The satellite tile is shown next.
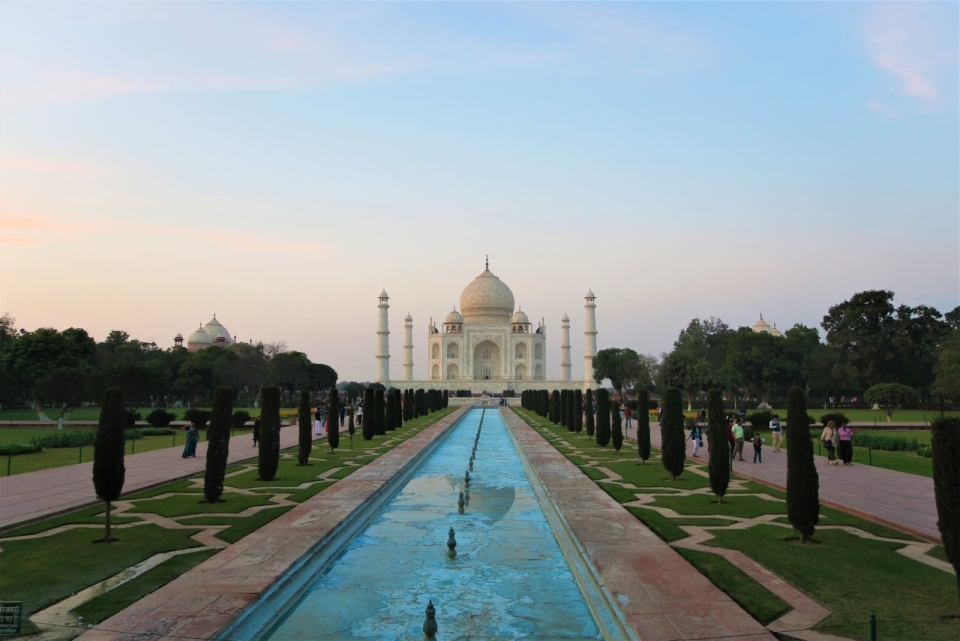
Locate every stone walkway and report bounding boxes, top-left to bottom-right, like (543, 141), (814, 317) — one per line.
(0, 424), (349, 530)
(623, 423), (940, 543)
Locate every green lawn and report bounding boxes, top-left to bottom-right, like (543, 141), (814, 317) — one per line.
(0, 406), (266, 422)
(514, 408), (960, 640)
(0, 406), (456, 626)
(770, 408), (956, 424)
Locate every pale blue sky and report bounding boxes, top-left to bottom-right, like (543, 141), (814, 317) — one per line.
(1, 1), (957, 380)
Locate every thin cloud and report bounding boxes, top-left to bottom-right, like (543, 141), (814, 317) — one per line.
(866, 100), (898, 118)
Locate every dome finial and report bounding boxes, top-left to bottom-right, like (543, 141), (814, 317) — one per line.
(485, 254), (489, 270)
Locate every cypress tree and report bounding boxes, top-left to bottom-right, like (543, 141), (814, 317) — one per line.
(573, 389), (583, 434)
(347, 405), (355, 446)
(327, 388), (340, 452)
(93, 387), (126, 542)
(786, 386), (819, 543)
(931, 416), (960, 598)
(637, 389), (651, 465)
(416, 388), (425, 417)
(559, 390), (566, 429)
(585, 389), (595, 437)
(395, 389), (404, 425)
(297, 390), (312, 466)
(443, 390), (449, 408)
(707, 389), (728, 501)
(385, 389), (395, 431)
(596, 388), (610, 446)
(374, 390), (386, 436)
(258, 386), (281, 481)
(660, 387), (685, 481)
(566, 390), (575, 433)
(612, 400), (623, 452)
(550, 390), (560, 424)
(204, 387), (233, 503)
(362, 388), (374, 440)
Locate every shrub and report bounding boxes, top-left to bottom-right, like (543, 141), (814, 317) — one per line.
(297, 391), (311, 465)
(183, 408), (212, 429)
(124, 410), (142, 428)
(819, 412), (849, 428)
(637, 390), (651, 464)
(930, 416), (960, 592)
(258, 387), (281, 481)
(139, 428), (175, 436)
(851, 434), (922, 451)
(585, 389), (595, 437)
(707, 389), (729, 502)
(232, 410), (251, 431)
(660, 388), (685, 481)
(204, 387), (233, 503)
(0, 443), (41, 455)
(145, 409), (176, 427)
(745, 410), (775, 440)
(94, 387), (126, 542)
(786, 387), (819, 543)
(595, 389), (610, 446)
(31, 431), (97, 449)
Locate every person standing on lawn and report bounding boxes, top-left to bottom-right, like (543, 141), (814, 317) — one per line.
(182, 421), (200, 458)
(770, 414), (783, 452)
(732, 417), (745, 461)
(837, 421), (854, 465)
(820, 420), (839, 465)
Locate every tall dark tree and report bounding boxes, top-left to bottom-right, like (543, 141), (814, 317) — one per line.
(566, 390), (575, 433)
(327, 388), (340, 452)
(637, 390), (651, 464)
(595, 388), (610, 446)
(573, 389), (583, 434)
(660, 387), (685, 480)
(559, 390), (568, 429)
(403, 389), (411, 421)
(706, 389), (729, 502)
(93, 387), (126, 542)
(611, 401), (623, 452)
(585, 389), (595, 437)
(786, 386), (819, 543)
(204, 387), (233, 502)
(374, 390), (386, 435)
(385, 389), (396, 431)
(416, 388), (425, 418)
(297, 390), (312, 465)
(931, 416), (960, 600)
(550, 390), (560, 424)
(258, 386), (281, 481)
(362, 388), (374, 440)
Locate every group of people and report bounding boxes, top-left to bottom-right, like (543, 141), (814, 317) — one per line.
(819, 420), (855, 465)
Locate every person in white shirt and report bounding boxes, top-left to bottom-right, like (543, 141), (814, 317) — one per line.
(769, 415), (783, 453)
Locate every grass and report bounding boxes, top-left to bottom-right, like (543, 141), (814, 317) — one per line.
(0, 406), (265, 422)
(707, 526), (960, 640)
(177, 505), (297, 543)
(647, 493), (786, 518)
(73, 549), (219, 624)
(1, 505), (143, 537)
(675, 547), (791, 625)
(767, 409), (956, 424)
(129, 491), (278, 518)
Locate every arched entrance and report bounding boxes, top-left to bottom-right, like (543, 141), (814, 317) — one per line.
(447, 363), (459, 379)
(473, 340), (501, 380)
(515, 363), (527, 379)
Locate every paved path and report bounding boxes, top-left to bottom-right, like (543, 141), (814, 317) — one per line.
(623, 423), (940, 543)
(0, 424), (348, 530)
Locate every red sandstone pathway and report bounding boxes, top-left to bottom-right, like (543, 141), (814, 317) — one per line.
(0, 424), (348, 530)
(623, 424), (939, 543)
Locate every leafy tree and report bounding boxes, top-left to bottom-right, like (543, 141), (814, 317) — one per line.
(864, 383), (917, 421)
(593, 348), (641, 401)
(584, 389), (595, 437)
(297, 391), (312, 465)
(933, 330), (960, 403)
(204, 387), (233, 503)
(611, 400), (623, 452)
(104, 330), (130, 347)
(637, 389), (651, 464)
(707, 389), (729, 502)
(93, 387), (126, 542)
(362, 388), (374, 440)
(930, 416), (960, 600)
(595, 389), (610, 446)
(660, 387), (685, 481)
(658, 349), (711, 411)
(786, 386), (819, 543)
(341, 381), (365, 404)
(258, 386), (281, 481)
(573, 389), (583, 434)
(724, 329), (792, 409)
(327, 388), (340, 452)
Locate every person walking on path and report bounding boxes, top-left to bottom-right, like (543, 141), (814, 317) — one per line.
(314, 406), (323, 436)
(820, 420), (839, 465)
(339, 405), (345, 427)
(624, 406), (632, 434)
(687, 421), (703, 457)
(732, 417), (745, 461)
(752, 433), (763, 463)
(838, 421), (854, 465)
(769, 414), (783, 452)
(357, 403), (364, 427)
(181, 421), (200, 458)
(658, 405), (663, 423)
(252, 416), (260, 447)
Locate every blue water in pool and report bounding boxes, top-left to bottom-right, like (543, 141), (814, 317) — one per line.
(265, 408), (600, 640)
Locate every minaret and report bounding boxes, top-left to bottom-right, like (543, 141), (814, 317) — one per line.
(376, 289), (390, 382)
(560, 314), (572, 381)
(584, 289), (597, 390)
(403, 313), (414, 381)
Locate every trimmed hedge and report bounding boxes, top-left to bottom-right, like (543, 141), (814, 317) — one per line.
(0, 443), (42, 455)
(145, 409), (176, 427)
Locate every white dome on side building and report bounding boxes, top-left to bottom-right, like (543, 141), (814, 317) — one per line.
(203, 315), (234, 344)
(460, 267), (515, 324)
(187, 325), (214, 352)
(512, 309), (530, 324)
(445, 308), (464, 324)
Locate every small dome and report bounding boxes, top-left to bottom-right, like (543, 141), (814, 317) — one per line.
(512, 308), (530, 324)
(187, 325), (213, 346)
(585, 288), (595, 299)
(174, 332), (183, 340)
(405, 313), (413, 322)
(752, 315), (773, 334)
(379, 289), (389, 299)
(460, 267), (515, 323)
(445, 308), (464, 324)
(203, 316), (233, 344)
(770, 323), (783, 337)
(561, 313), (570, 322)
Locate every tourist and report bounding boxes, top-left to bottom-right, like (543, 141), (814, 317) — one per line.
(658, 405), (663, 423)
(687, 421), (703, 457)
(252, 416), (260, 447)
(727, 418), (736, 465)
(357, 403), (363, 426)
(732, 417), (745, 461)
(696, 410), (702, 424)
(770, 414), (783, 452)
(314, 405), (323, 436)
(182, 421), (199, 458)
(820, 420), (839, 465)
(624, 406), (632, 433)
(339, 405), (345, 427)
(752, 433), (763, 463)
(838, 421), (854, 465)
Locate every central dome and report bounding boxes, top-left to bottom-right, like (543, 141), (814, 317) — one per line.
(459, 268), (515, 324)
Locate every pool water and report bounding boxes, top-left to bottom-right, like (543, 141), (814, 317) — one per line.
(265, 408), (600, 639)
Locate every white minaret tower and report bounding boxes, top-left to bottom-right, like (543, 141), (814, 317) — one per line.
(403, 313), (414, 381)
(584, 289), (597, 390)
(560, 314), (572, 381)
(376, 289), (390, 382)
